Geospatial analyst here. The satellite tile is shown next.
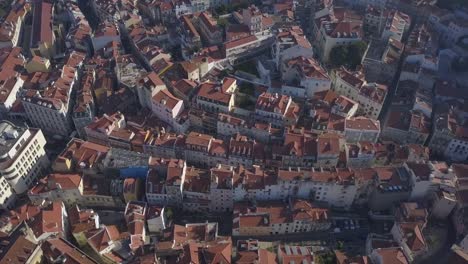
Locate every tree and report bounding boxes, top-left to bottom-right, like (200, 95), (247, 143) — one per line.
(315, 251), (336, 264)
(329, 45), (349, 67)
(329, 41), (368, 69)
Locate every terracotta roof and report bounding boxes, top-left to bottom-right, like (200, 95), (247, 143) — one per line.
(284, 56), (329, 80)
(31, 0), (53, 47)
(42, 238), (98, 264)
(197, 82), (232, 104)
(28, 202), (65, 238)
(29, 173), (82, 195)
(373, 248), (408, 264)
(256, 92), (290, 114)
(224, 35), (258, 50)
(172, 79), (197, 96)
(345, 117), (380, 131)
(152, 89), (182, 110)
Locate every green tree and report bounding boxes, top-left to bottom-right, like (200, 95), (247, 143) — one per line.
(329, 41), (368, 69)
(329, 45), (349, 67)
(315, 251), (336, 264)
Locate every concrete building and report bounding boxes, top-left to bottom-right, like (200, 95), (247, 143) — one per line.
(313, 7), (363, 62)
(28, 173), (83, 206)
(0, 121), (49, 194)
(147, 206), (167, 233)
(382, 110), (431, 145)
(233, 199), (330, 236)
(22, 52), (85, 137)
(30, 0), (55, 58)
(332, 67), (387, 119)
(196, 81), (235, 114)
(137, 72), (167, 109)
(281, 56), (331, 99)
(344, 117), (380, 143)
(151, 89), (185, 127)
(197, 12), (222, 45)
(0, 47), (26, 118)
(73, 70), (96, 138)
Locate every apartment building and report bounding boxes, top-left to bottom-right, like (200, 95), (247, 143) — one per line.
(313, 7), (363, 62)
(91, 21), (121, 52)
(210, 164), (234, 212)
(0, 121), (49, 194)
(28, 173), (83, 206)
(344, 117), (380, 143)
(30, 0), (55, 58)
(136, 72), (167, 109)
(73, 70), (96, 138)
(273, 26), (313, 69)
(0, 47), (26, 118)
(182, 167), (211, 212)
(196, 82), (235, 113)
(146, 158), (186, 206)
(346, 142), (376, 168)
(381, 10), (411, 42)
(180, 15), (201, 50)
(382, 110), (431, 145)
(332, 67), (388, 119)
(152, 89), (185, 126)
(233, 199), (330, 236)
(255, 92), (296, 127)
(281, 56), (331, 99)
(84, 112), (126, 146)
(197, 12), (222, 45)
(22, 52), (85, 137)
(0, 1), (30, 48)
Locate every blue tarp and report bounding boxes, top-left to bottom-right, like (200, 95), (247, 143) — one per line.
(120, 166), (148, 179)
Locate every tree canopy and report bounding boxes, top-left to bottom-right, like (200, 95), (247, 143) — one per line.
(329, 41), (368, 69)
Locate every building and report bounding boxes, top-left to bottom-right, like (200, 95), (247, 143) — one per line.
(382, 110), (431, 145)
(84, 112), (126, 146)
(278, 245), (314, 264)
(255, 93), (297, 128)
(73, 70), (96, 138)
(281, 56), (331, 99)
(381, 10), (411, 42)
(362, 38), (404, 83)
(182, 166), (211, 212)
(332, 67), (387, 119)
(53, 138), (109, 173)
(68, 204), (100, 247)
(345, 142), (376, 168)
(210, 164), (234, 212)
(0, 225), (42, 263)
(0, 121), (49, 195)
(233, 199), (330, 236)
(273, 26), (313, 70)
(235, 239), (277, 263)
(0, 1), (30, 49)
(391, 221), (427, 262)
(368, 167), (412, 210)
(30, 0), (55, 58)
(22, 52), (85, 137)
(0, 47), (25, 119)
(147, 205), (167, 233)
(313, 8), (363, 62)
(151, 89), (185, 129)
(197, 12), (222, 45)
(91, 22), (121, 52)
(136, 72), (167, 109)
(344, 117), (380, 143)
(196, 81), (235, 114)
(28, 173), (83, 206)
(42, 238), (99, 264)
